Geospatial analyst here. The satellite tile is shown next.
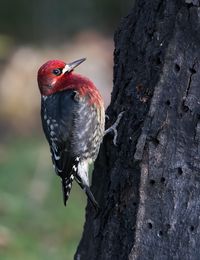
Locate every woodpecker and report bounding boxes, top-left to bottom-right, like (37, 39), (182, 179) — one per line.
(37, 58), (105, 210)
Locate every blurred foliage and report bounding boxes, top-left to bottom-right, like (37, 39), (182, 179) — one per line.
(0, 0), (133, 43)
(0, 137), (86, 260)
(0, 35), (13, 59)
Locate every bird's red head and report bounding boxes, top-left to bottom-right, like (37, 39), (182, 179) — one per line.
(37, 58), (86, 96)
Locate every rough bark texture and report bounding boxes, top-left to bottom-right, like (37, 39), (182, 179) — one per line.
(75, 0), (200, 259)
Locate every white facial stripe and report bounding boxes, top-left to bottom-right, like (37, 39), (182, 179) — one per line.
(62, 64), (71, 74)
(52, 78), (57, 85)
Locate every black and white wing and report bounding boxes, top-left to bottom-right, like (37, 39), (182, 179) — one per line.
(41, 91), (79, 205)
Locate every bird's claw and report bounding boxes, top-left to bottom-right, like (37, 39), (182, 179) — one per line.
(104, 111), (125, 146)
(105, 114), (110, 120)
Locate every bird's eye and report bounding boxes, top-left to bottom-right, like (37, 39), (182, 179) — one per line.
(52, 68), (62, 76)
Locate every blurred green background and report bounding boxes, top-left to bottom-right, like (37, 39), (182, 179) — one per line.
(0, 1), (133, 259)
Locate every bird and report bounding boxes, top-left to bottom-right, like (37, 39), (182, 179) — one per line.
(37, 58), (105, 210)
(37, 58), (124, 210)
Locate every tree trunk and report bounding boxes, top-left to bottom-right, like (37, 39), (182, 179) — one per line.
(75, 0), (200, 259)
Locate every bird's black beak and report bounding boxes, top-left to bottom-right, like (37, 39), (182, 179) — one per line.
(63, 58), (86, 74)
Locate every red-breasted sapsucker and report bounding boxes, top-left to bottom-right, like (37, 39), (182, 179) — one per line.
(37, 58), (105, 210)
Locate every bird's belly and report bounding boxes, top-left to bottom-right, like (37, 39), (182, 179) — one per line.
(72, 104), (104, 161)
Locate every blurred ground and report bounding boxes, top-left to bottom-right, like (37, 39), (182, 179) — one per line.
(0, 137), (86, 260)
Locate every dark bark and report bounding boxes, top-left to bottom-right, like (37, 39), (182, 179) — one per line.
(75, 0), (200, 259)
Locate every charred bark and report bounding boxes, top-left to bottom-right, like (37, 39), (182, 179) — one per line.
(75, 0), (200, 259)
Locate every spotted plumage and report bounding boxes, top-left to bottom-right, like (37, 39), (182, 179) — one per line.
(37, 58), (105, 209)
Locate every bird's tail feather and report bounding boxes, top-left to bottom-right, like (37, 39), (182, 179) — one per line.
(84, 185), (99, 212)
(61, 175), (74, 206)
(75, 175), (99, 212)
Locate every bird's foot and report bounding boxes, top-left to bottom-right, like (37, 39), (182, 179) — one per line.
(104, 111), (125, 146)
